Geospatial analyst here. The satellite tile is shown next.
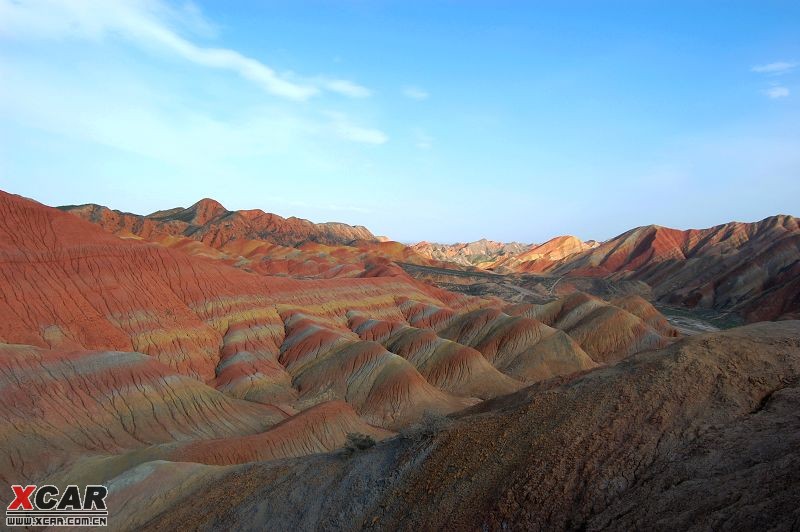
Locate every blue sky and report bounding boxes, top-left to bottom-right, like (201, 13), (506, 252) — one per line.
(1, 1), (798, 243)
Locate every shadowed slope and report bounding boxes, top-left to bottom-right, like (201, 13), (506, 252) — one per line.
(53, 400), (393, 485)
(174, 400), (393, 465)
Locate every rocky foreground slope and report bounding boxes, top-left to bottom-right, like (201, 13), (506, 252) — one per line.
(113, 321), (800, 531)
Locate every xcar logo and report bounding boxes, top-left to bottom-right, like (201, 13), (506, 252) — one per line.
(6, 484), (108, 527)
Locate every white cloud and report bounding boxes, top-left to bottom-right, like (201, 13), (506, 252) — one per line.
(0, 53), (387, 181)
(324, 112), (388, 145)
(764, 86), (790, 99)
(318, 78), (372, 98)
(403, 86), (429, 100)
(0, 0), (369, 101)
(751, 61), (797, 75)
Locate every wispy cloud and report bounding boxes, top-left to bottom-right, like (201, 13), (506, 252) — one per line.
(0, 57), (386, 178)
(0, 0), (370, 101)
(751, 61), (797, 75)
(764, 86), (790, 99)
(318, 78), (372, 98)
(403, 86), (429, 100)
(325, 112), (388, 145)
(751, 61), (794, 99)
(413, 129), (433, 150)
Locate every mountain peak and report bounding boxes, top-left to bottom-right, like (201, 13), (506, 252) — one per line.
(188, 198), (228, 224)
(147, 198), (229, 225)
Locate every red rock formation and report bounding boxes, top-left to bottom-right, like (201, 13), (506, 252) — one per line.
(507, 292), (678, 363)
(1, 191), (505, 483)
(487, 235), (598, 272)
(65, 198), (377, 248)
(412, 239), (534, 268)
(349, 313), (522, 398)
(0, 191), (475, 399)
(0, 343), (286, 484)
(498, 216), (800, 321)
(127, 321), (800, 532)
(0, 187), (726, 528)
(437, 307), (597, 380)
(62, 199), (467, 281)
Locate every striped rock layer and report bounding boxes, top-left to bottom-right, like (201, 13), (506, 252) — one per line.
(0, 189), (684, 513)
(61, 199), (467, 279)
(105, 321), (800, 531)
(489, 216), (800, 321)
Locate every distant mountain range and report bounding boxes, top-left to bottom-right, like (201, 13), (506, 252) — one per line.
(411, 239), (536, 267)
(61, 197), (376, 248)
(415, 217), (799, 322)
(413, 235), (600, 270)
(59, 199), (799, 322)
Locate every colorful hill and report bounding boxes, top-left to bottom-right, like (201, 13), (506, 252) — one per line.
(487, 235), (599, 272)
(418, 216), (799, 323)
(61, 199), (466, 280)
(64, 198), (377, 247)
(543, 216), (800, 321)
(4, 189), (681, 496)
(3, 188), (797, 532)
